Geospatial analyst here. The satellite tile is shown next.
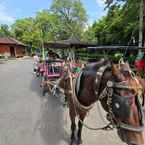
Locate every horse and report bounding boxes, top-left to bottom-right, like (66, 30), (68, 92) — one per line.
(57, 59), (145, 145)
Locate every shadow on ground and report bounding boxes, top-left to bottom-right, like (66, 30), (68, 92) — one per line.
(31, 75), (69, 145)
(30, 75), (42, 97)
(36, 96), (69, 145)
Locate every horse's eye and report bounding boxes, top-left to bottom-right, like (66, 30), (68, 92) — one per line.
(122, 71), (130, 77)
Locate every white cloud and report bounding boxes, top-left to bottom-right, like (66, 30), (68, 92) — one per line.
(96, 0), (105, 7)
(0, 3), (15, 24)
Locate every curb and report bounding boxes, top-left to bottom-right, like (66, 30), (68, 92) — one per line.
(0, 59), (8, 64)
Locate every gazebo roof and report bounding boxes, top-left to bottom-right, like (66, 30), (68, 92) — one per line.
(44, 36), (97, 49)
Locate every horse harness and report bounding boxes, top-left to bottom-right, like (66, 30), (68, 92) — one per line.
(72, 64), (144, 132)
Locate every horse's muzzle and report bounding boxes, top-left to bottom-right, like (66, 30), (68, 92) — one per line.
(128, 144), (140, 145)
(117, 128), (144, 145)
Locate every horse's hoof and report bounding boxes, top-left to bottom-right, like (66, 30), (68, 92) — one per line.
(69, 140), (74, 145)
(70, 137), (76, 145)
(76, 139), (83, 145)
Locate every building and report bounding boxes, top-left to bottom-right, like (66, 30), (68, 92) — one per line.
(0, 37), (26, 57)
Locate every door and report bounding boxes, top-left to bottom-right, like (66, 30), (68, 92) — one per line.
(10, 47), (15, 57)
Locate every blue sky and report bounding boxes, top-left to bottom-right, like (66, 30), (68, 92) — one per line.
(0, 0), (107, 25)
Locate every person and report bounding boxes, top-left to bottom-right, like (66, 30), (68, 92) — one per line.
(33, 53), (40, 73)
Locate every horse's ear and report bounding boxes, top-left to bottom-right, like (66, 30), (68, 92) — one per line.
(112, 64), (120, 75)
(120, 62), (131, 73)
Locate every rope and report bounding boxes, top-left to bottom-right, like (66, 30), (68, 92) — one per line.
(69, 74), (113, 131)
(79, 119), (113, 131)
(96, 101), (111, 126)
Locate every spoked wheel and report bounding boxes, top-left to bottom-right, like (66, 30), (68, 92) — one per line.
(51, 85), (66, 106)
(42, 84), (48, 96)
(41, 76), (49, 97)
(51, 85), (59, 97)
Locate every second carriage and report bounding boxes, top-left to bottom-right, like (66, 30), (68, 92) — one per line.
(39, 59), (64, 97)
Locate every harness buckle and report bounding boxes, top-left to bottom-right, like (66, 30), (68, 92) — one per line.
(107, 81), (114, 88)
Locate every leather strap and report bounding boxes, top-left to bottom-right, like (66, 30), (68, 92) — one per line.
(94, 64), (110, 98)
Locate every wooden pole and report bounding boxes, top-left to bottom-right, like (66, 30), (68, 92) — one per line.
(139, 0), (143, 48)
(41, 29), (45, 60)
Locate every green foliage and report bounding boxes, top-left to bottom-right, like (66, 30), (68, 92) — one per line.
(11, 18), (41, 47)
(82, 26), (97, 43)
(1, 0), (143, 55)
(51, 0), (87, 39)
(10, 0), (87, 51)
(85, 0), (140, 45)
(0, 24), (11, 37)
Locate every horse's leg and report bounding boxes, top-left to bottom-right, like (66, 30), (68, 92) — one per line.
(68, 96), (76, 145)
(77, 112), (87, 145)
(70, 118), (76, 145)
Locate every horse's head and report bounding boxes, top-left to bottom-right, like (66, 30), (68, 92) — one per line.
(100, 61), (144, 145)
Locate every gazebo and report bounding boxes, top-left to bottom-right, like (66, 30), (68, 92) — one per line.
(44, 36), (97, 59)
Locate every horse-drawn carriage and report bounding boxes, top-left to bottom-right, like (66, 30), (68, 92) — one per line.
(38, 59), (64, 97)
(34, 54), (145, 145)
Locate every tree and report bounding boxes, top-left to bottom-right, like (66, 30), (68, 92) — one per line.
(105, 0), (126, 7)
(51, 0), (87, 39)
(84, 0), (141, 45)
(0, 24), (11, 37)
(82, 24), (98, 43)
(11, 18), (41, 48)
(35, 10), (63, 41)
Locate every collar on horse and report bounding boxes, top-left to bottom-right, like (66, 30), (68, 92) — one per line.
(74, 63), (110, 112)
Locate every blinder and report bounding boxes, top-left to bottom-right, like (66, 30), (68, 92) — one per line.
(106, 80), (144, 132)
(94, 62), (145, 132)
(107, 80), (139, 119)
(112, 93), (131, 119)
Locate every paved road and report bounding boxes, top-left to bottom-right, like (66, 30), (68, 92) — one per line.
(0, 59), (144, 145)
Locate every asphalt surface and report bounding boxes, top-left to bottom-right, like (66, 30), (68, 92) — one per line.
(0, 59), (144, 145)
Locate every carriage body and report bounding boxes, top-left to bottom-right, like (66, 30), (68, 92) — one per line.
(43, 59), (63, 80)
(40, 59), (64, 97)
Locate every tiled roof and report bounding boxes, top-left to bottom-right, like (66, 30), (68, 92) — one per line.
(0, 37), (25, 46)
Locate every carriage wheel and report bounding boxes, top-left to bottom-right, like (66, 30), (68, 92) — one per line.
(42, 75), (49, 96)
(42, 84), (49, 96)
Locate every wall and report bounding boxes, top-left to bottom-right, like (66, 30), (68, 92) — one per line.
(0, 45), (10, 56)
(15, 46), (25, 57)
(0, 45), (25, 57)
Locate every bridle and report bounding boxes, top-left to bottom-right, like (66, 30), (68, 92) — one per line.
(98, 70), (144, 132)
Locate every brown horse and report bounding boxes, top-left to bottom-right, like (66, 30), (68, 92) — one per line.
(57, 59), (144, 145)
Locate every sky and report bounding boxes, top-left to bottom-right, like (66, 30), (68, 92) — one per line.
(0, 0), (107, 25)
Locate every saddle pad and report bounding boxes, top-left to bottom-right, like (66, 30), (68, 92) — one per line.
(75, 71), (84, 98)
